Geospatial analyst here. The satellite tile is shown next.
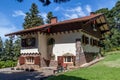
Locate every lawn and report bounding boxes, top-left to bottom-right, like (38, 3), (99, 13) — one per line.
(47, 52), (120, 80)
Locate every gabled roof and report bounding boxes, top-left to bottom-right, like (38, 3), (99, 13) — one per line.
(5, 13), (110, 39)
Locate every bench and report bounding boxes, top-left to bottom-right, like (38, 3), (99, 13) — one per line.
(53, 65), (68, 74)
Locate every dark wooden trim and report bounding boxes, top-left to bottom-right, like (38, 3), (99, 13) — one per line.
(101, 30), (109, 34)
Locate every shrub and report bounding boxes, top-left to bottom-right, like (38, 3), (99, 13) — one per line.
(0, 60), (17, 69)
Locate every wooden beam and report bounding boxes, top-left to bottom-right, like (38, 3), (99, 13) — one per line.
(97, 22), (106, 27)
(101, 30), (109, 34)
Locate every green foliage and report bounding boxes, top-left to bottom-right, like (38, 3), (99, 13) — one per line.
(23, 3), (44, 29)
(0, 36), (20, 61)
(95, 1), (120, 52)
(0, 37), (3, 52)
(0, 60), (17, 68)
(13, 38), (21, 61)
(46, 12), (53, 24)
(3, 37), (14, 60)
(0, 37), (3, 59)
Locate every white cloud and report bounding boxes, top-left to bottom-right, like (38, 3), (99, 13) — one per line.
(63, 6), (86, 19)
(12, 10), (26, 18)
(41, 12), (47, 23)
(86, 5), (92, 13)
(64, 13), (79, 19)
(54, 6), (60, 11)
(0, 13), (19, 40)
(0, 25), (18, 40)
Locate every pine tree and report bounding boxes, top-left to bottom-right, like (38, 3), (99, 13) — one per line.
(46, 12), (53, 24)
(13, 38), (21, 61)
(0, 37), (3, 52)
(0, 37), (3, 60)
(95, 1), (120, 52)
(23, 3), (44, 29)
(4, 37), (14, 60)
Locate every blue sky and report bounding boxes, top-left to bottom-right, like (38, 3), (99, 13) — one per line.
(0, 0), (118, 40)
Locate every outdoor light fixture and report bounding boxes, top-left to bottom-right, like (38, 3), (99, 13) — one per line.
(93, 24), (97, 31)
(93, 20), (97, 31)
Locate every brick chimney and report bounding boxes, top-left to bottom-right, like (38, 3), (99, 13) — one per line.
(50, 17), (57, 24)
(90, 12), (95, 16)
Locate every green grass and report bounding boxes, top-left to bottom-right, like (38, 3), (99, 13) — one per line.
(47, 53), (120, 80)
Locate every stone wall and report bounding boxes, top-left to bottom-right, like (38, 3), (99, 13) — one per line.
(75, 53), (86, 66)
(84, 52), (100, 63)
(49, 60), (58, 67)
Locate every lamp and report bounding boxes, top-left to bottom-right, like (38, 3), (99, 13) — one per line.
(93, 24), (97, 31)
(93, 20), (97, 31)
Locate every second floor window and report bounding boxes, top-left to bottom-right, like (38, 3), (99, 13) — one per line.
(21, 38), (36, 47)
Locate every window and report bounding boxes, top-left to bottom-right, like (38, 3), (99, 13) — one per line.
(26, 57), (34, 64)
(90, 38), (93, 46)
(21, 38), (36, 47)
(64, 56), (72, 62)
(90, 38), (99, 46)
(82, 35), (89, 44)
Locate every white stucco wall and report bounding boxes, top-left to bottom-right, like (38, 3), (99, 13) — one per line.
(49, 31), (81, 60)
(49, 30), (100, 60)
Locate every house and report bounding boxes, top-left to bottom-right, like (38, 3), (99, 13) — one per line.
(5, 12), (110, 68)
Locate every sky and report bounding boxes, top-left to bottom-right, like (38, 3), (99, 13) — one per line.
(0, 0), (118, 40)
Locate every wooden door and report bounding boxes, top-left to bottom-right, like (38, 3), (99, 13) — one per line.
(57, 56), (63, 66)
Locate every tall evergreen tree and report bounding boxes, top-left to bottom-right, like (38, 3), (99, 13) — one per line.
(46, 12), (53, 24)
(0, 37), (3, 60)
(0, 37), (3, 52)
(13, 38), (21, 61)
(95, 1), (120, 52)
(23, 3), (44, 29)
(4, 37), (14, 60)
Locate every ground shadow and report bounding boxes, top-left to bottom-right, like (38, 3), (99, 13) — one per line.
(46, 74), (88, 80)
(0, 70), (46, 80)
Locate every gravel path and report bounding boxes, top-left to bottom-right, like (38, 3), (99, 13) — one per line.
(0, 67), (55, 80)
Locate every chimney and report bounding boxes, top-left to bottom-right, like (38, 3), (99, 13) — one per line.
(90, 12), (95, 16)
(50, 17), (57, 24)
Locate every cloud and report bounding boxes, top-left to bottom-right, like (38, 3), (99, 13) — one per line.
(12, 10), (26, 18)
(0, 13), (19, 40)
(54, 6), (60, 11)
(41, 12), (47, 23)
(0, 25), (18, 39)
(63, 6), (86, 19)
(85, 5), (92, 13)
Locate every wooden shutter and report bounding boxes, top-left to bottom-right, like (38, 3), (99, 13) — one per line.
(57, 56), (63, 66)
(19, 56), (25, 65)
(34, 56), (40, 65)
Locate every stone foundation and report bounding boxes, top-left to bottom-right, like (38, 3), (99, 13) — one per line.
(75, 53), (86, 66)
(84, 52), (101, 63)
(49, 60), (58, 67)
